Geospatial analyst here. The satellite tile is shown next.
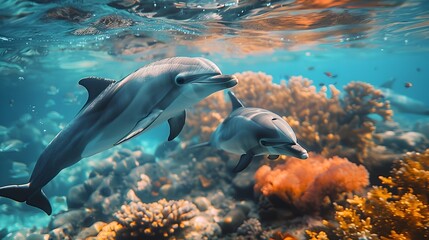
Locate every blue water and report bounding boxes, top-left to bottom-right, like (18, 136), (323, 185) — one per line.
(0, 0), (429, 238)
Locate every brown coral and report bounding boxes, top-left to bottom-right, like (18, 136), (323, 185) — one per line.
(254, 153), (369, 212)
(182, 72), (392, 164)
(111, 198), (199, 240)
(322, 149), (429, 239)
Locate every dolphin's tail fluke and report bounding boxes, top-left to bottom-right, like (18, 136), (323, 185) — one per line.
(0, 184), (52, 215)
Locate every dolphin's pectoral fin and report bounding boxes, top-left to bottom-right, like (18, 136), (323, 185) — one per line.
(268, 155), (280, 160)
(78, 77), (116, 112)
(26, 190), (52, 215)
(227, 91), (245, 111)
(115, 109), (163, 145)
(187, 142), (210, 150)
(168, 110), (186, 141)
(234, 153), (254, 172)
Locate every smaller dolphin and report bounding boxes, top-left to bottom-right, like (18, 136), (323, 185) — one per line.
(380, 79), (429, 115)
(191, 91), (308, 172)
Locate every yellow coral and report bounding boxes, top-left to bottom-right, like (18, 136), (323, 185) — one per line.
(95, 221), (124, 240)
(324, 149), (429, 239)
(380, 150), (429, 203)
(306, 230), (329, 240)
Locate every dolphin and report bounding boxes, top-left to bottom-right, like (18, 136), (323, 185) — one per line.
(380, 79), (429, 115)
(191, 91), (308, 172)
(0, 57), (238, 215)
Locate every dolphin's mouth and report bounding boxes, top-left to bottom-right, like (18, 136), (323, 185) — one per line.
(194, 74), (238, 87)
(268, 142), (308, 160)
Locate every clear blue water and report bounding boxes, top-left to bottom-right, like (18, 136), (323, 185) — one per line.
(0, 0), (429, 238)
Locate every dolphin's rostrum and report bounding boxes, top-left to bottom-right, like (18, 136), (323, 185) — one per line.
(191, 91), (308, 172)
(0, 57), (238, 215)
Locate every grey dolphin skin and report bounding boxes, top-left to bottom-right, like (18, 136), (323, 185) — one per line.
(192, 91), (308, 172)
(0, 57), (238, 215)
(380, 80), (429, 115)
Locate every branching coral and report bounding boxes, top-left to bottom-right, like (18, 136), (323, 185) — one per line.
(182, 72), (392, 163)
(106, 198), (199, 240)
(254, 153), (369, 212)
(379, 149), (429, 203)
(319, 149), (429, 239)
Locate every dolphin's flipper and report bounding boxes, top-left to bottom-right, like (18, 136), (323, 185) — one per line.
(227, 91), (245, 111)
(115, 109), (163, 145)
(26, 190), (52, 215)
(168, 110), (186, 141)
(234, 153), (254, 172)
(187, 142), (210, 150)
(268, 155), (280, 160)
(79, 77), (116, 112)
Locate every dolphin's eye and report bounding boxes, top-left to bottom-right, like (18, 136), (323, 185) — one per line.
(175, 76), (186, 85)
(272, 118), (278, 120)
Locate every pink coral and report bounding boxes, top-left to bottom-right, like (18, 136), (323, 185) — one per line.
(254, 153), (369, 212)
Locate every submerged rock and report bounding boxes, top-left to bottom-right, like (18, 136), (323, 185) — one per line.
(93, 15), (133, 29)
(219, 208), (247, 233)
(45, 6), (91, 23)
(194, 196), (211, 211)
(232, 171), (254, 199)
(237, 218), (263, 237)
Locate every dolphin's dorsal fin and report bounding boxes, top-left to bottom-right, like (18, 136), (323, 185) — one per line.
(79, 77), (116, 111)
(227, 91), (244, 111)
(380, 78), (396, 89)
(168, 110), (186, 141)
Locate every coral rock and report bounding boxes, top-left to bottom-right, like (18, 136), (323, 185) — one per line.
(237, 218), (263, 237)
(114, 198), (199, 239)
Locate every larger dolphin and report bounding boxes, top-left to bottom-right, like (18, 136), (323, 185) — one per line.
(0, 57), (238, 215)
(191, 91), (308, 172)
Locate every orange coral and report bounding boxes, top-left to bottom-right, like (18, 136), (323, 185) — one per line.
(254, 153), (369, 212)
(96, 221), (124, 240)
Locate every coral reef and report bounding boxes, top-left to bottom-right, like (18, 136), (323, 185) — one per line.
(3, 71), (427, 240)
(108, 198), (199, 240)
(316, 149), (429, 239)
(254, 153), (369, 213)
(183, 72), (392, 164)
